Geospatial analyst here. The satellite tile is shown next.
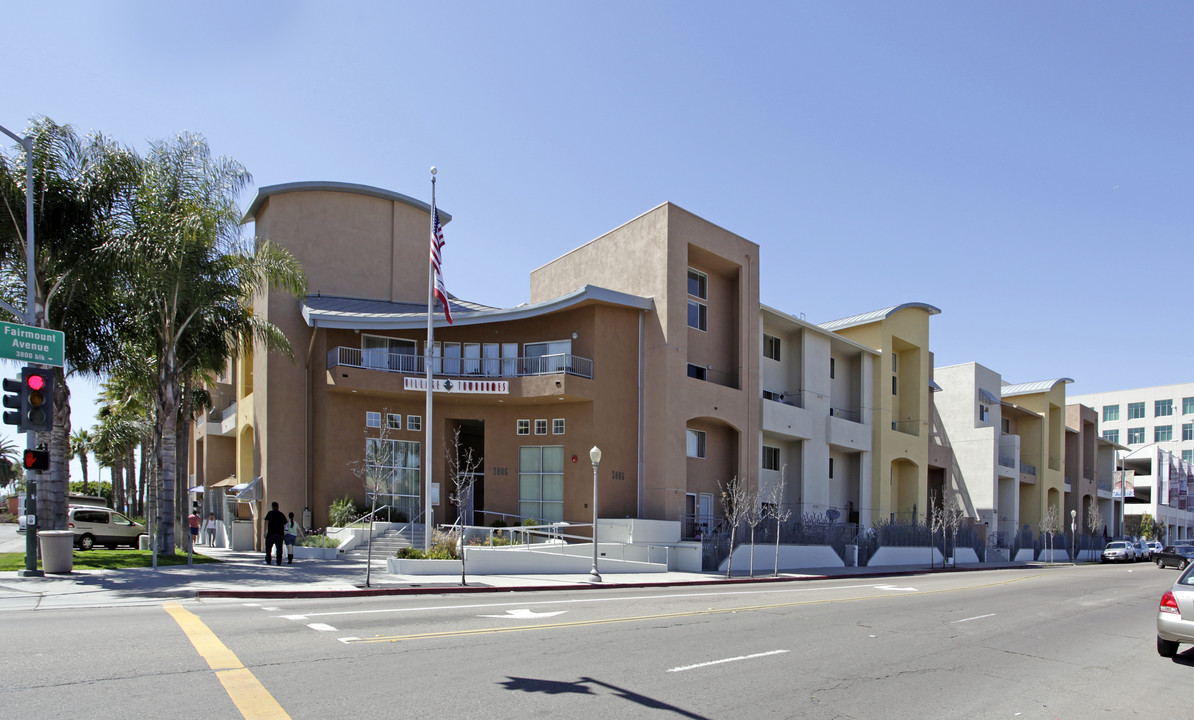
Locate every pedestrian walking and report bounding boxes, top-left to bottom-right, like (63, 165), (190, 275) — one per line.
(204, 513), (217, 546)
(187, 509), (201, 549)
(264, 502), (287, 565)
(284, 511), (302, 564)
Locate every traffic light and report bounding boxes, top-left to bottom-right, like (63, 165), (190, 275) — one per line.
(1, 367), (54, 433)
(23, 447), (49, 471)
(21, 367), (54, 433)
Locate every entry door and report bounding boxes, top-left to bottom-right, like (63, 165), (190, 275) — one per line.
(684, 493), (697, 538)
(699, 493), (714, 536)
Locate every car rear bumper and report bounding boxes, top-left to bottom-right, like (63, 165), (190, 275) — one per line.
(1158, 611), (1194, 643)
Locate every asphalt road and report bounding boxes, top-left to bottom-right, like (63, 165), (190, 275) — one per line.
(2, 562), (1188, 719)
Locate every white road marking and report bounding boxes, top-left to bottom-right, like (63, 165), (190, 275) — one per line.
(287, 583), (886, 620)
(667, 649), (789, 673)
(338, 636), (359, 643)
(874, 584), (917, 592)
(242, 603), (260, 607)
(951, 613), (996, 624)
(478, 608), (567, 619)
(307, 623), (338, 632)
(261, 606), (280, 612)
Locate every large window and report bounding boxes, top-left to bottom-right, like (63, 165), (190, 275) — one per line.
(763, 334), (781, 361)
(686, 429), (706, 459)
(524, 340), (571, 374)
(1128, 402), (1146, 420)
(365, 438), (420, 517)
(1103, 405), (1119, 422)
(1103, 429), (1119, 444)
(688, 268), (708, 331)
(1185, 397), (1194, 415)
(687, 268), (707, 299)
(1156, 425), (1174, 442)
(1128, 427), (1145, 444)
(687, 299), (707, 331)
(762, 446), (780, 471)
(1156, 399), (1174, 417)
(1184, 423), (1193, 442)
(362, 334), (418, 372)
(519, 446), (564, 523)
(1185, 450), (1193, 464)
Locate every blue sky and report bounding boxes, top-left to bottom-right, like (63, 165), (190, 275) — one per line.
(3, 1), (1192, 483)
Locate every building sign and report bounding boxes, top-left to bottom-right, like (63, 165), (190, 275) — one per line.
(1113, 470), (1134, 499)
(0, 321), (64, 367)
(403, 377), (509, 394)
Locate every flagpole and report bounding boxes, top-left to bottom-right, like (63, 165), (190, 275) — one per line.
(424, 167), (437, 550)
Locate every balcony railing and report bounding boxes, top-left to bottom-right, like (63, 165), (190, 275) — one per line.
(762, 389), (803, 408)
(208, 402), (236, 423)
(328, 346), (593, 379)
(998, 454), (1015, 468)
(1021, 462), (1037, 476)
(829, 407), (861, 423)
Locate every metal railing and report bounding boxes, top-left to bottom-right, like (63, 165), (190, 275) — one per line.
(998, 454), (1016, 468)
(830, 407), (861, 422)
(1021, 462), (1037, 476)
(328, 346), (593, 379)
(762, 389), (803, 408)
(207, 402), (236, 423)
(444, 522), (672, 566)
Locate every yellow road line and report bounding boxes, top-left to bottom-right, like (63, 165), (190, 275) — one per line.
(164, 603), (291, 720)
(350, 573), (1040, 644)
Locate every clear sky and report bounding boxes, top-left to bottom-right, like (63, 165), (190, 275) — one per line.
(3, 1), (1192, 485)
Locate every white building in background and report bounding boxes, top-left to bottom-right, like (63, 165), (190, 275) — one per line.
(1119, 444), (1193, 542)
(1070, 382), (1194, 464)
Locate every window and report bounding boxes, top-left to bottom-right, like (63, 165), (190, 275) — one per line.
(1156, 425), (1174, 442)
(524, 340), (572, 374)
(1185, 450), (1193, 464)
(552, 418), (565, 435)
(366, 412), (381, 428)
(1103, 429), (1119, 444)
(386, 413), (401, 430)
(365, 438), (421, 516)
(1002, 418), (1011, 434)
(1185, 424), (1194, 442)
(1185, 397), (1194, 415)
(763, 334), (781, 361)
(829, 457), (834, 479)
(1128, 402), (1146, 420)
(892, 354), (898, 373)
(1156, 399), (1174, 417)
(686, 429), (706, 459)
(687, 364), (707, 381)
(687, 268), (707, 300)
(519, 446), (564, 523)
(362, 335), (419, 372)
(1128, 427), (1145, 444)
(979, 404), (989, 423)
(516, 419), (530, 436)
(830, 357), (836, 379)
(1103, 405), (1119, 422)
(534, 419), (548, 435)
(891, 376), (898, 396)
(406, 415), (421, 432)
(762, 446), (780, 471)
(687, 299), (707, 331)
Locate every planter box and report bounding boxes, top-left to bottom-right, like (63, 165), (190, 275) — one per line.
(387, 557), (461, 575)
(293, 546), (338, 560)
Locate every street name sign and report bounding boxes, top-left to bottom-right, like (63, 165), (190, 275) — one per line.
(0, 321), (64, 367)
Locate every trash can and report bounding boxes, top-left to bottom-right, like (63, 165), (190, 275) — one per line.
(38, 530), (75, 574)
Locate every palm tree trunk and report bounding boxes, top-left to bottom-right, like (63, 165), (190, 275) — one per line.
(126, 447), (138, 516)
(111, 455), (125, 514)
(156, 357), (180, 554)
(42, 378), (72, 530)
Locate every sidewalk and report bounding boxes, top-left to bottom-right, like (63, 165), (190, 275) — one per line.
(0, 540), (1048, 610)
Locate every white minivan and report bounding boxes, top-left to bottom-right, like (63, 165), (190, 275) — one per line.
(67, 506), (146, 550)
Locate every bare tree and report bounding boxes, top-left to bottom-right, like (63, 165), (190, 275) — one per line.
(719, 475), (753, 579)
(761, 466), (792, 577)
(929, 488), (944, 569)
(445, 425), (483, 586)
(1085, 497), (1104, 561)
(1039, 504), (1061, 564)
(348, 409), (399, 588)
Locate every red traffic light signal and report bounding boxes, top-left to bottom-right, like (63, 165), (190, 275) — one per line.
(21, 367), (53, 433)
(23, 448), (49, 471)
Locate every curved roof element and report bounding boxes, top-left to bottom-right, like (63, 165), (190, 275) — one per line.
(240, 181), (451, 224)
(1001, 378), (1074, 397)
(818, 302), (942, 332)
(302, 284), (654, 330)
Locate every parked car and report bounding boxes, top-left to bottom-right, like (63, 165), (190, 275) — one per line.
(67, 505), (146, 550)
(1149, 541), (1164, 559)
(1133, 540), (1151, 562)
(1155, 544), (1194, 570)
(1102, 541), (1135, 563)
(1157, 563), (1194, 656)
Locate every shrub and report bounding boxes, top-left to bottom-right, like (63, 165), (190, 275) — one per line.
(491, 519), (508, 528)
(299, 534), (340, 549)
(522, 518), (539, 527)
(328, 496), (359, 528)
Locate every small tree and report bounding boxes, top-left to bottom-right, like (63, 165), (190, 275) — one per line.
(761, 466), (792, 577)
(348, 409), (400, 587)
(720, 475), (752, 578)
(1039, 504), (1061, 564)
(1085, 497), (1104, 560)
(445, 425), (483, 586)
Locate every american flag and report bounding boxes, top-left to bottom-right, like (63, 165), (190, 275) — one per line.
(430, 203), (453, 324)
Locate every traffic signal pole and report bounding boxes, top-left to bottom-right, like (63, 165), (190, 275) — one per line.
(2, 121), (42, 577)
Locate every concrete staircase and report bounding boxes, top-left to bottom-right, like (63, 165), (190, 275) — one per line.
(343, 525), (425, 562)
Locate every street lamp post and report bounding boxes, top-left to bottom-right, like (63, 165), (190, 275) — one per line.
(1070, 508), (1077, 563)
(589, 445), (602, 583)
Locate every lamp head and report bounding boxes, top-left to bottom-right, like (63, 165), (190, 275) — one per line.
(589, 446), (602, 464)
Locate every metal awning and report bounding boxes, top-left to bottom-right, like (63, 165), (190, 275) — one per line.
(211, 476), (238, 489)
(978, 389), (999, 405)
(232, 476), (263, 502)
(187, 486), (204, 494)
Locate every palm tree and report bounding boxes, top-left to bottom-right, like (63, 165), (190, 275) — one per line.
(0, 117), (137, 530)
(70, 429), (92, 495)
(0, 436), (20, 489)
(115, 133), (306, 553)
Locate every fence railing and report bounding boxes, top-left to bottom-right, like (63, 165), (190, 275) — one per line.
(328, 346), (593, 379)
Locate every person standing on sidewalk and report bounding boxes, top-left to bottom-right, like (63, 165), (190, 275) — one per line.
(264, 502), (287, 565)
(284, 511), (302, 564)
(204, 513), (217, 546)
(187, 510), (201, 549)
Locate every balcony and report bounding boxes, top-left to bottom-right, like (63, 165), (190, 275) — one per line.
(204, 402), (237, 437)
(328, 347), (593, 380)
(762, 389), (802, 408)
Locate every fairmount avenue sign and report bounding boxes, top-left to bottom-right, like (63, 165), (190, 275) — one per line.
(403, 377), (509, 394)
(0, 321), (64, 367)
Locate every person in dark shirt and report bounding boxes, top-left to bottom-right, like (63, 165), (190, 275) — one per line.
(264, 501), (287, 565)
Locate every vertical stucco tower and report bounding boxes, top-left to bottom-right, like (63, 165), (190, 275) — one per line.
(529, 203), (761, 523)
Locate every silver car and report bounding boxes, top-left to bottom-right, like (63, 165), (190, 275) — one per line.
(1102, 541), (1134, 563)
(1158, 563), (1194, 657)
